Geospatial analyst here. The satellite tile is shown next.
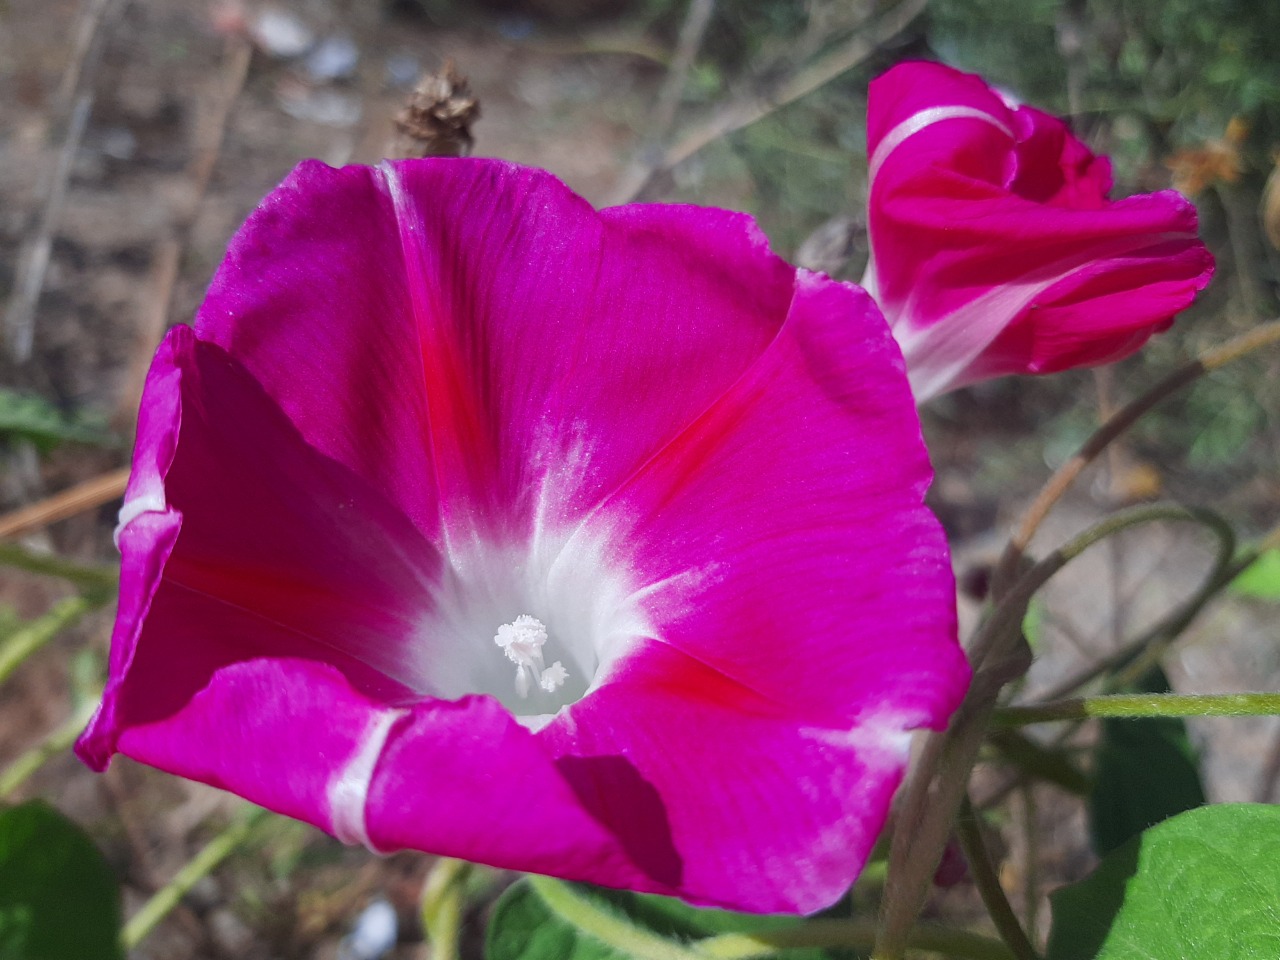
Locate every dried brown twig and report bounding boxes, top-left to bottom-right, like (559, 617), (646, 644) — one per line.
(607, 0), (717, 206)
(112, 35), (253, 430)
(0, 468), (129, 541)
(619, 0), (929, 203)
(4, 0), (124, 361)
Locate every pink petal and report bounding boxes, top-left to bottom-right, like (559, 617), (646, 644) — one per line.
(83, 158), (968, 914)
(537, 278), (967, 911)
(865, 61), (1214, 400)
(79, 326), (447, 773)
(197, 160), (794, 543)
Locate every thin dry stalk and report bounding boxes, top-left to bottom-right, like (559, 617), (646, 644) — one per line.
(991, 317), (1280, 599)
(0, 468), (129, 541)
(4, 0), (124, 360)
(5, 94), (93, 361)
(625, 0), (929, 202)
(113, 36), (252, 427)
(607, 0), (717, 205)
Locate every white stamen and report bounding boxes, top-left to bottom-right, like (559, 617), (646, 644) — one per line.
(540, 661), (568, 693)
(493, 615), (569, 698)
(495, 614), (548, 665)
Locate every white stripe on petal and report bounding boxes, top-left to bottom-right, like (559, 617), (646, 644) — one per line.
(114, 489), (168, 546)
(898, 231), (1196, 401)
(328, 707), (408, 851)
(867, 105), (1014, 190)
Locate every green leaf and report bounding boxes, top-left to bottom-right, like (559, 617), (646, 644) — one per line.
(1230, 549), (1280, 600)
(1021, 597), (1046, 651)
(1088, 668), (1205, 856)
(486, 880), (830, 960)
(487, 881), (624, 960)
(0, 801), (123, 960)
(597, 889), (829, 957)
(0, 390), (113, 451)
(1047, 804), (1280, 960)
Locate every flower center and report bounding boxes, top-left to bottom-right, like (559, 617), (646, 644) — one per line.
(414, 523), (655, 729)
(493, 614), (569, 698)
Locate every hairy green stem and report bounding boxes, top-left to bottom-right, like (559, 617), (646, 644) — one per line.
(995, 692), (1280, 726)
(699, 918), (1015, 960)
(0, 594), (98, 685)
(122, 807), (269, 949)
(954, 797), (1040, 960)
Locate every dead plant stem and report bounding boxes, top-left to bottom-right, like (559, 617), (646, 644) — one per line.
(631, 0), (929, 200)
(992, 317), (1280, 599)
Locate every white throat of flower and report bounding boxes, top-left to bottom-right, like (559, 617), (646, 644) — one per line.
(405, 504), (668, 730)
(493, 614), (568, 698)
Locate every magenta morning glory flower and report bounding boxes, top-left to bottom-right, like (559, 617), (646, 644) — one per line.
(863, 61), (1215, 402)
(76, 159), (969, 914)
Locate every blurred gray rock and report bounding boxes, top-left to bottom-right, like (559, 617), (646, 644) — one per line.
(337, 898), (398, 960)
(252, 8), (314, 58)
(306, 35), (359, 82)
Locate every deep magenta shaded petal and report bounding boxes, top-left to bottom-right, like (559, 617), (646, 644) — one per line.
(541, 639), (913, 913)
(865, 61), (1214, 399)
(586, 276), (965, 724)
(83, 158), (968, 914)
(531, 278), (967, 911)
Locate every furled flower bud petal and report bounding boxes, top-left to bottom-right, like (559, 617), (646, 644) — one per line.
(864, 61), (1215, 401)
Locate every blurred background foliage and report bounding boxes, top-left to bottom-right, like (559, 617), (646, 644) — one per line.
(416, 0), (1280, 520)
(643, 0), (1280, 517)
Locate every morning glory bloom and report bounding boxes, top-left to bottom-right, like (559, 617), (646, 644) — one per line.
(863, 61), (1215, 401)
(77, 159), (969, 914)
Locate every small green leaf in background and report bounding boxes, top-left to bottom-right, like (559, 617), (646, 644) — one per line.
(599, 887), (829, 958)
(1230, 549), (1280, 600)
(0, 389), (114, 451)
(487, 879), (830, 960)
(1088, 667), (1205, 856)
(0, 801), (123, 960)
(1047, 803), (1280, 960)
(1021, 596), (1046, 652)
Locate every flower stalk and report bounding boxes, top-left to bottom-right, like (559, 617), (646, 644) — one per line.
(995, 692), (1280, 727)
(876, 505), (1227, 959)
(954, 796), (1041, 960)
(0, 540), (119, 594)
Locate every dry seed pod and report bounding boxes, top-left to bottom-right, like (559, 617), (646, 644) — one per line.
(388, 61), (479, 159)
